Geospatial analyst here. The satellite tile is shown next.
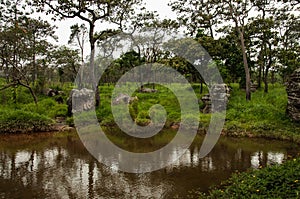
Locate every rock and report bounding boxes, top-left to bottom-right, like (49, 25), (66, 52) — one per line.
(201, 94), (211, 114)
(139, 88), (158, 93)
(55, 117), (66, 124)
(46, 89), (64, 103)
(61, 126), (75, 132)
(286, 68), (300, 122)
(46, 88), (59, 97)
(112, 93), (138, 105)
(55, 96), (64, 104)
(170, 122), (180, 130)
(201, 84), (230, 114)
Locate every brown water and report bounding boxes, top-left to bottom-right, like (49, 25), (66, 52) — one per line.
(0, 131), (299, 199)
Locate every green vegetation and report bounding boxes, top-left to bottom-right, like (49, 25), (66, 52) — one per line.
(0, 83), (70, 133)
(224, 84), (300, 143)
(96, 83), (300, 143)
(0, 0), (299, 198)
(1, 81), (299, 142)
(0, 108), (53, 133)
(201, 158), (300, 198)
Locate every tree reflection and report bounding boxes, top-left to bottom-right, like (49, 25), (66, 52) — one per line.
(0, 133), (298, 198)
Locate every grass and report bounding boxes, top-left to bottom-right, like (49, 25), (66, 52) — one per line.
(0, 80), (70, 133)
(200, 157), (300, 198)
(96, 83), (300, 143)
(97, 83), (208, 128)
(0, 80), (299, 142)
(0, 108), (53, 133)
(224, 83), (300, 143)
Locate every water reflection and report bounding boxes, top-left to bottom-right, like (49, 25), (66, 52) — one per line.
(0, 133), (299, 198)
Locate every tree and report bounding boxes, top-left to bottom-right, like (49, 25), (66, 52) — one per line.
(32, 0), (143, 106)
(20, 17), (57, 85)
(170, 0), (221, 38)
(0, 1), (53, 103)
(218, 30), (248, 84)
(247, 0), (279, 93)
(51, 46), (81, 85)
(171, 0), (254, 100)
(68, 23), (87, 64)
(220, 0), (253, 100)
(275, 2), (300, 82)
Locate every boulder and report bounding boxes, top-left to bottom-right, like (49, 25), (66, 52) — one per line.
(139, 88), (158, 93)
(286, 68), (300, 122)
(46, 88), (59, 97)
(112, 93), (138, 105)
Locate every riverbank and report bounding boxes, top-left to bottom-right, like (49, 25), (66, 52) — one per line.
(199, 157), (300, 198)
(0, 83), (299, 143)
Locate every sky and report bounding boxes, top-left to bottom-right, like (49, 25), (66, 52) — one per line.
(52, 0), (177, 45)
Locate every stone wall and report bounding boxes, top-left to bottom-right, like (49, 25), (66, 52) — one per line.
(286, 68), (300, 122)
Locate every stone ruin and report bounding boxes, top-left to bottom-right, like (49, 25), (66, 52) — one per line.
(286, 68), (300, 122)
(201, 84), (230, 114)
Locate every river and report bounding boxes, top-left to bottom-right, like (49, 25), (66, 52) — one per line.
(0, 131), (299, 198)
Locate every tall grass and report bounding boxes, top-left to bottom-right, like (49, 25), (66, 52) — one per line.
(224, 84), (300, 141)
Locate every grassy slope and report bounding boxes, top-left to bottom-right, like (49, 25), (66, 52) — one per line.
(0, 81), (71, 133)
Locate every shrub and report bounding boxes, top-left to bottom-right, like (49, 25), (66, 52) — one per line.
(204, 158), (300, 198)
(21, 98), (67, 118)
(0, 109), (53, 133)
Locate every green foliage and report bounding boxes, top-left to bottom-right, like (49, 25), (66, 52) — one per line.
(129, 98), (139, 119)
(202, 158), (300, 198)
(22, 98), (67, 118)
(66, 117), (74, 127)
(225, 84), (292, 131)
(136, 110), (151, 126)
(0, 109), (53, 133)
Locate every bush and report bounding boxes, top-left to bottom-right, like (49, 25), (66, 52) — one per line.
(0, 109), (53, 133)
(21, 98), (67, 118)
(203, 158), (300, 198)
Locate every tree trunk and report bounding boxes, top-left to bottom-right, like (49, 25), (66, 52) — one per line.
(238, 28), (251, 101)
(89, 23), (100, 107)
(228, 1), (251, 101)
(264, 43), (272, 93)
(258, 64), (262, 89)
(264, 67), (269, 93)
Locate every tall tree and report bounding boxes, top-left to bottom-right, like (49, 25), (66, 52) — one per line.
(220, 0), (253, 100)
(51, 46), (81, 85)
(20, 16), (57, 85)
(32, 0), (143, 106)
(275, 1), (300, 82)
(170, 0), (221, 38)
(170, 0), (254, 100)
(0, 0), (50, 104)
(248, 0), (278, 93)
